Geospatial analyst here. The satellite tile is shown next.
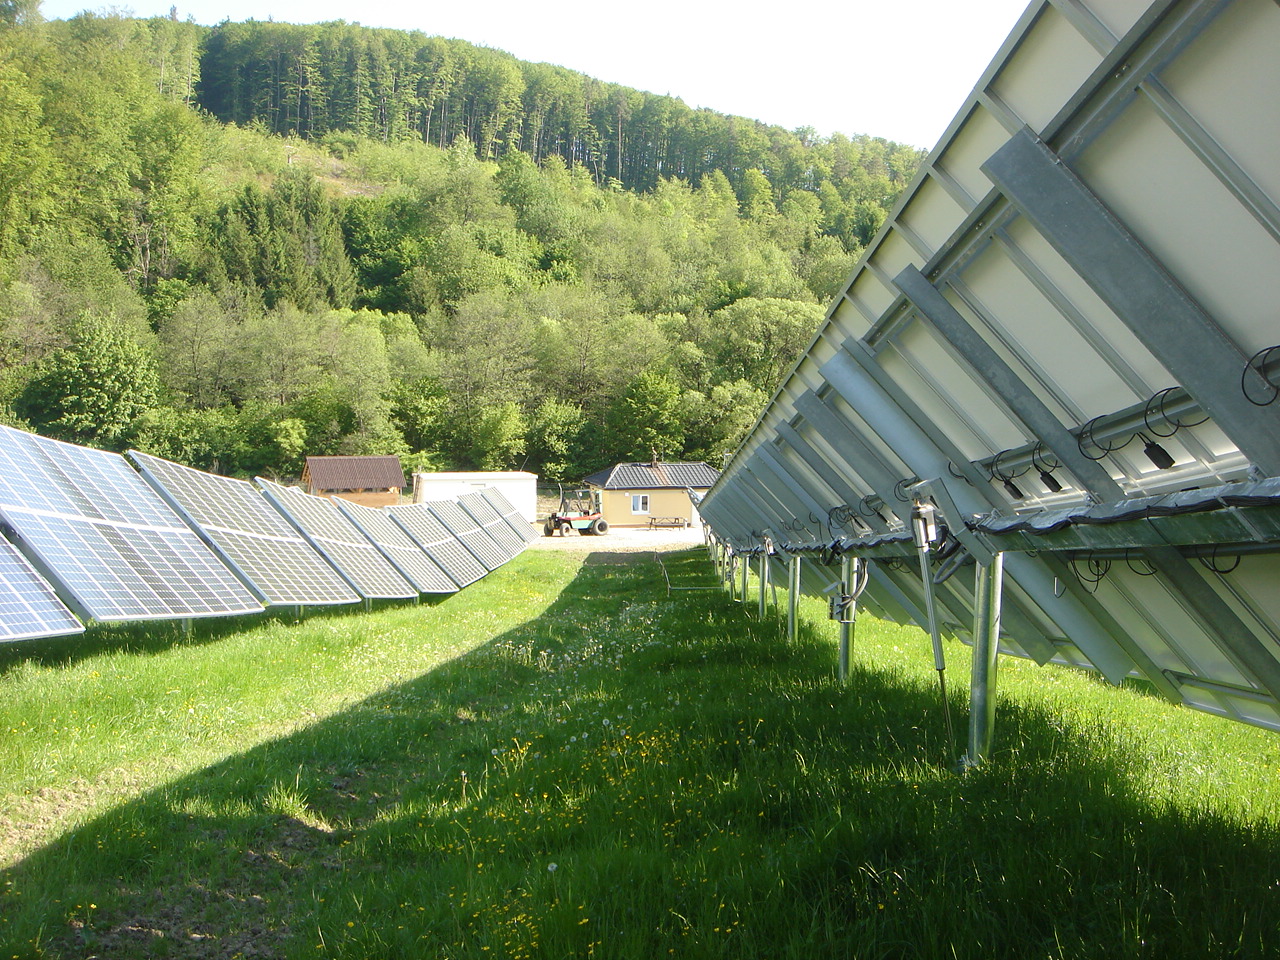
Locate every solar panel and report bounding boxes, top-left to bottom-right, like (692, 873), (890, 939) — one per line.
(480, 487), (540, 544)
(698, 0), (1280, 741)
(129, 451), (360, 607)
(385, 503), (487, 588)
(426, 498), (510, 571)
(0, 426), (262, 623)
(457, 491), (526, 557)
(0, 536), (83, 641)
(256, 480), (417, 600)
(333, 499), (457, 594)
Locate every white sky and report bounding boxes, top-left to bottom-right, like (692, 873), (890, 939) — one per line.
(40, 0), (1032, 149)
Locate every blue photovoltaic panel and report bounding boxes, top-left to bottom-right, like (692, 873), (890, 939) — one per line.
(385, 504), (486, 588)
(129, 451), (360, 607)
(0, 426), (261, 623)
(480, 487), (540, 544)
(257, 480), (417, 600)
(458, 491), (526, 557)
(426, 498), (510, 571)
(333, 499), (457, 595)
(0, 536), (83, 642)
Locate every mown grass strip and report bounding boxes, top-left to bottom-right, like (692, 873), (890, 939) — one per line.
(1, 548), (1279, 959)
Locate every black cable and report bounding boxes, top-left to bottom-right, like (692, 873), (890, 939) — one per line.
(1199, 546), (1242, 575)
(990, 447), (1030, 482)
(1070, 556), (1111, 594)
(1242, 345), (1280, 407)
(1143, 386), (1210, 437)
(1030, 442), (1060, 473)
(1123, 550), (1158, 577)
(1078, 416), (1133, 461)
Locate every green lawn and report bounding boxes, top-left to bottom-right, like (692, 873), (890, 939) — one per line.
(1, 548), (1278, 959)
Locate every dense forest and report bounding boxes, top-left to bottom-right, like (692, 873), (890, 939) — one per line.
(0, 4), (922, 480)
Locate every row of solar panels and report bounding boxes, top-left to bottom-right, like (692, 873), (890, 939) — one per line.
(698, 0), (1280, 733)
(0, 424), (538, 642)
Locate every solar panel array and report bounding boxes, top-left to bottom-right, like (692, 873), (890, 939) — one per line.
(426, 498), (511, 571)
(256, 479), (417, 600)
(699, 0), (1280, 740)
(130, 451), (361, 607)
(0, 425), (531, 643)
(386, 503), (487, 588)
(333, 499), (458, 594)
(0, 426), (261, 624)
(480, 487), (540, 544)
(0, 537), (83, 641)
(457, 491), (526, 557)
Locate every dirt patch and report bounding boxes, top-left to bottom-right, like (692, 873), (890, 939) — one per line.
(526, 526), (704, 554)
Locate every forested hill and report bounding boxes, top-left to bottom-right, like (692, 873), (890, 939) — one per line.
(195, 20), (923, 199)
(0, 8), (922, 482)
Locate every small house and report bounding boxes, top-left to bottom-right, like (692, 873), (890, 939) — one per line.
(302, 455), (406, 508)
(582, 461), (720, 529)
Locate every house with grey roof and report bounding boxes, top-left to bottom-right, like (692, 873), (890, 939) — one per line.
(581, 461), (720, 529)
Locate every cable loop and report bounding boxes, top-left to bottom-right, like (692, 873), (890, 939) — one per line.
(1242, 344), (1280, 406)
(990, 447), (1030, 482)
(1199, 546), (1242, 575)
(1070, 555), (1111, 593)
(1078, 416), (1134, 461)
(1030, 442), (1060, 473)
(1123, 550), (1158, 577)
(1143, 386), (1210, 437)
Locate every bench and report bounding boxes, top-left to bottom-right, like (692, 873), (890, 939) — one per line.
(647, 516), (689, 529)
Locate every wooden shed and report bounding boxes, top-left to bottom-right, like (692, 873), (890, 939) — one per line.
(301, 455), (406, 508)
(582, 461), (720, 529)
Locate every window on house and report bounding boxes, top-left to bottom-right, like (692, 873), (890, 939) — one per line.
(631, 494), (650, 514)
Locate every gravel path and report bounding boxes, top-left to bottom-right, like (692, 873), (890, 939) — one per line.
(522, 524), (706, 553)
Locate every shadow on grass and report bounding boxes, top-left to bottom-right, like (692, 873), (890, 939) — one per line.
(2, 549), (1278, 959)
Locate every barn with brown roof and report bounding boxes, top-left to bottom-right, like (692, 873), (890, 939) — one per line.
(301, 456), (406, 508)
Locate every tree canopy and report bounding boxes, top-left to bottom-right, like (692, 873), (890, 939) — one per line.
(0, 9), (922, 480)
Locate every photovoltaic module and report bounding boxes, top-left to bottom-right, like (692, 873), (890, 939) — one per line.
(256, 479), (417, 600)
(385, 503), (486, 588)
(130, 451), (360, 607)
(0, 426), (261, 623)
(333, 498), (458, 594)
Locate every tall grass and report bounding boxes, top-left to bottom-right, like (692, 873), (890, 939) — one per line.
(1, 548), (1278, 959)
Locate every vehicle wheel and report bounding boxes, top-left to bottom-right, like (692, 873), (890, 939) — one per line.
(543, 520), (555, 537)
(591, 518), (609, 535)
(560, 522), (575, 536)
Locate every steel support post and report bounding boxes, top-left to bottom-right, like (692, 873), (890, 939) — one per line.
(913, 503), (957, 760)
(838, 556), (856, 684)
(758, 551), (768, 618)
(741, 550), (750, 608)
(966, 553), (1004, 769)
(787, 555), (800, 642)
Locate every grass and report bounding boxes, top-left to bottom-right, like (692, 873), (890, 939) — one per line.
(1, 547), (1279, 958)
